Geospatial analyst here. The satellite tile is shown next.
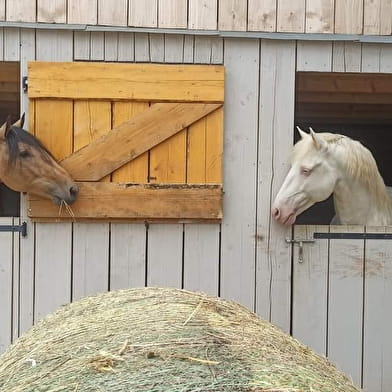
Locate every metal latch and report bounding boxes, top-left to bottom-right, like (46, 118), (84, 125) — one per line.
(285, 238), (315, 263)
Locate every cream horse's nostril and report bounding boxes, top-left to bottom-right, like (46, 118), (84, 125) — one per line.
(272, 207), (280, 219)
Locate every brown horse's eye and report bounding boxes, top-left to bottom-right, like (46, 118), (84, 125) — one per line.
(20, 150), (32, 158)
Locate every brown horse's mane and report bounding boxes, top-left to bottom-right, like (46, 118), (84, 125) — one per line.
(5, 126), (54, 166)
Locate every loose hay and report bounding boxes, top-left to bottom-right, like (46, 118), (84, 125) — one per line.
(0, 287), (360, 392)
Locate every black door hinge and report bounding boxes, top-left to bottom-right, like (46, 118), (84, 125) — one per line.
(22, 76), (28, 92)
(0, 221), (27, 237)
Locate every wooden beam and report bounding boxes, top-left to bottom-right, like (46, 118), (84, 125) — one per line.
(297, 72), (392, 94)
(297, 91), (392, 104)
(28, 62), (225, 103)
(28, 183), (223, 221)
(60, 102), (222, 181)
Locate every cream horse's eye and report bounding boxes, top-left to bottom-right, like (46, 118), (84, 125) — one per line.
(300, 167), (312, 176)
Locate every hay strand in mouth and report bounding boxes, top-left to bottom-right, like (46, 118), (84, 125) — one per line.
(0, 287), (361, 392)
(58, 199), (76, 221)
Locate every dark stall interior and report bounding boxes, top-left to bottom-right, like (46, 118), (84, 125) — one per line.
(295, 71), (392, 224)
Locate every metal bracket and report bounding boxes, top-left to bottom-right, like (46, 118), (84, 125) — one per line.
(22, 76), (28, 92)
(285, 238), (315, 263)
(0, 222), (27, 237)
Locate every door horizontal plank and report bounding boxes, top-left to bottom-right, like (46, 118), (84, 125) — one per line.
(28, 62), (225, 102)
(28, 182), (223, 221)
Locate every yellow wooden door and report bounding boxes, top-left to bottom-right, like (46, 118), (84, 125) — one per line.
(27, 62), (224, 222)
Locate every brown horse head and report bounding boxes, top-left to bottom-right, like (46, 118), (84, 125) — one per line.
(0, 115), (78, 205)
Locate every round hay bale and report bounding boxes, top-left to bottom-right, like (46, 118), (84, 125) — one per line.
(0, 287), (359, 392)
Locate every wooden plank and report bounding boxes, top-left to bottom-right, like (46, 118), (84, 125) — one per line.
(28, 62), (225, 102)
(112, 102), (149, 183)
(61, 103), (222, 181)
(183, 35), (194, 63)
(343, 43), (362, 72)
(248, 0), (276, 31)
(0, 29), (3, 61)
(328, 225), (364, 386)
(144, 24), (185, 295)
(364, 0), (392, 35)
(28, 183), (223, 220)
(73, 101), (111, 151)
(37, 0), (66, 23)
(380, 44), (392, 73)
(220, 38), (259, 310)
(189, 0), (217, 30)
(187, 107), (223, 183)
(335, 0), (364, 34)
(6, 0), (36, 22)
(72, 223), (109, 301)
(11, 218), (20, 342)
(164, 35), (184, 63)
(149, 33), (164, 62)
(90, 31), (104, 61)
(128, 0), (158, 27)
(0, 217), (13, 353)
(277, 0), (305, 32)
(256, 40), (296, 332)
(110, 100), (147, 291)
(104, 32), (119, 61)
(147, 224), (183, 287)
(218, 0), (247, 31)
(19, 28), (35, 336)
(362, 226), (392, 391)
(292, 225), (329, 356)
(149, 133), (187, 183)
(34, 222), (72, 320)
(305, 0), (334, 33)
(158, 0), (187, 28)
(184, 60), (222, 295)
(361, 44), (381, 72)
(35, 100), (73, 160)
(134, 33), (150, 62)
(0, 0), (4, 20)
(183, 224), (220, 295)
(68, 0), (98, 24)
(118, 32), (135, 62)
(296, 41), (332, 71)
(33, 29), (73, 324)
(110, 223), (146, 289)
(36, 30), (73, 61)
(74, 31), (90, 61)
(4, 28), (20, 61)
(98, 0), (127, 26)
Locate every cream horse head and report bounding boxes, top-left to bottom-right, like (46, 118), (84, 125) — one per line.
(272, 127), (392, 226)
(0, 115), (78, 205)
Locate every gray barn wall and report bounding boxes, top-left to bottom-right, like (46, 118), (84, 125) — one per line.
(2, 27), (392, 390)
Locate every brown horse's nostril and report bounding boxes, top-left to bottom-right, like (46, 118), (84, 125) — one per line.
(70, 185), (79, 197)
(272, 207), (280, 219)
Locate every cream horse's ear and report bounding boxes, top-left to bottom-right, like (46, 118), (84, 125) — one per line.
(309, 127), (327, 151)
(0, 116), (12, 140)
(13, 113), (25, 129)
(296, 126), (309, 140)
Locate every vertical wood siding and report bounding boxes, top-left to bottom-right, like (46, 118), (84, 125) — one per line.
(2, 29), (392, 392)
(2, 0), (392, 35)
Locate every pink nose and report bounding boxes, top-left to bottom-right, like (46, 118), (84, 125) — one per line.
(272, 207), (280, 220)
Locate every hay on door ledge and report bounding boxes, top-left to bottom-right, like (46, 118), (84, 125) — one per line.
(0, 287), (360, 392)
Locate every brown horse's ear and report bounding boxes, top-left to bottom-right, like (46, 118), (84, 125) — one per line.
(13, 113), (25, 129)
(0, 116), (12, 140)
